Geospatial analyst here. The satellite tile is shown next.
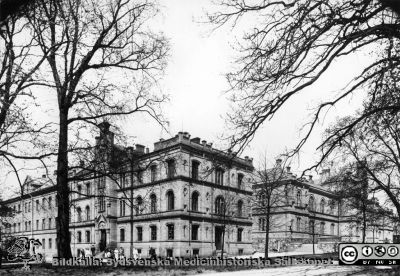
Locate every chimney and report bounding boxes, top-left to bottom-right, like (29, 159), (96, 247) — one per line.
(190, 137), (201, 144)
(135, 144), (145, 154)
(276, 158), (282, 166)
(183, 132), (190, 139)
(202, 140), (207, 146)
(286, 166), (291, 173)
(145, 147), (149, 154)
(207, 142), (213, 148)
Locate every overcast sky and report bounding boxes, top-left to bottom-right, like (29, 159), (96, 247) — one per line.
(1, 0), (372, 197)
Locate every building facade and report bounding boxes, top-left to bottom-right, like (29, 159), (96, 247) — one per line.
(1, 124), (395, 259)
(2, 123), (254, 258)
(252, 163), (395, 253)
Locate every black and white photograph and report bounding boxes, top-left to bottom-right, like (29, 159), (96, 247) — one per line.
(1, 0), (400, 275)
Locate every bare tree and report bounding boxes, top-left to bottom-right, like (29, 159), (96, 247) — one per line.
(252, 156), (288, 258)
(207, 0), (400, 165)
(27, 0), (169, 258)
(324, 110), (400, 222)
(0, 10), (55, 196)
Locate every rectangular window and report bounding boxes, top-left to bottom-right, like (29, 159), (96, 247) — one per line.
(99, 192), (105, 212)
(49, 238), (52, 249)
(150, 165), (157, 182)
(25, 222), (27, 231)
(150, 226), (157, 241)
(296, 217), (301, 231)
(215, 168), (224, 185)
(167, 160), (175, 179)
(49, 218), (52, 229)
(191, 161), (199, 180)
(137, 171), (143, 183)
(120, 200), (125, 216)
(238, 249), (244, 255)
(77, 231), (82, 243)
(18, 223), (20, 232)
(119, 173), (126, 189)
(166, 249), (173, 258)
(42, 239), (45, 249)
(137, 227), (143, 241)
(36, 220), (39, 230)
(120, 228), (125, 242)
(237, 228), (243, 242)
(36, 200), (40, 211)
(193, 249), (199, 256)
(86, 231), (90, 243)
(237, 174), (244, 189)
(42, 219), (45, 230)
(167, 224), (174, 240)
(191, 225), (199, 240)
(86, 183), (90, 196)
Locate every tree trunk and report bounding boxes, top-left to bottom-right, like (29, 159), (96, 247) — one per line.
(221, 223), (225, 259)
(56, 110), (72, 258)
(130, 160), (134, 258)
(362, 206), (367, 243)
(264, 202), (270, 259)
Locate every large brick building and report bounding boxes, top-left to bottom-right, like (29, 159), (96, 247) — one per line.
(252, 163), (395, 253)
(2, 123), (254, 258)
(1, 123), (396, 259)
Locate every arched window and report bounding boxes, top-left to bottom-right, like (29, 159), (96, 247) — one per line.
(76, 207), (82, 222)
(48, 197), (52, 208)
(167, 190), (175, 211)
(215, 196), (225, 215)
(85, 206), (90, 221)
(320, 199), (325, 213)
(136, 196), (143, 214)
(237, 200), (243, 217)
(308, 196), (315, 211)
(150, 194), (157, 213)
(320, 222), (325, 234)
(191, 192), (199, 211)
(296, 190), (301, 206)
